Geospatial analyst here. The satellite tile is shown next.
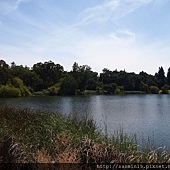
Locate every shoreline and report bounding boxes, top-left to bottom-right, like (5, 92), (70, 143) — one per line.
(0, 106), (169, 164)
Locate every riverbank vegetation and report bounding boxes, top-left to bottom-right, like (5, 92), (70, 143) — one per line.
(0, 106), (170, 165)
(0, 60), (170, 97)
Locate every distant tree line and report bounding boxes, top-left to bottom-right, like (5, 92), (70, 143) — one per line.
(0, 59), (170, 97)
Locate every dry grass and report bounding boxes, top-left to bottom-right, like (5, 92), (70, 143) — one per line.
(31, 134), (170, 164)
(0, 106), (170, 165)
(0, 138), (28, 163)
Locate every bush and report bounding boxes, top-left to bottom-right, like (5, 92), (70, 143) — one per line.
(48, 86), (59, 95)
(0, 85), (21, 97)
(20, 86), (32, 96)
(103, 83), (117, 94)
(161, 84), (169, 94)
(115, 86), (124, 95)
(0, 77), (31, 98)
(140, 82), (150, 93)
(12, 77), (31, 96)
(96, 86), (104, 95)
(149, 86), (159, 94)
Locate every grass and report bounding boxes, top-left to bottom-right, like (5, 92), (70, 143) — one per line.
(124, 91), (143, 94)
(84, 90), (97, 95)
(0, 106), (170, 165)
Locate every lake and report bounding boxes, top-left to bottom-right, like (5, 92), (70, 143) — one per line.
(0, 94), (170, 150)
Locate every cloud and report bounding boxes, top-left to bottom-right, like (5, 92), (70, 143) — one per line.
(62, 27), (169, 74)
(0, 0), (29, 15)
(0, 0), (169, 74)
(78, 0), (154, 25)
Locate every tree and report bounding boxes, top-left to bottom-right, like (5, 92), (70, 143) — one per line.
(59, 75), (78, 95)
(33, 61), (64, 88)
(71, 63), (96, 92)
(100, 68), (118, 85)
(72, 62), (79, 72)
(0, 60), (10, 85)
(10, 64), (43, 91)
(86, 71), (98, 90)
(139, 71), (157, 87)
(11, 61), (16, 68)
(155, 66), (166, 89)
(167, 67), (170, 87)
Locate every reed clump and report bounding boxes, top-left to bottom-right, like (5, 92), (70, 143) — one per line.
(0, 106), (170, 165)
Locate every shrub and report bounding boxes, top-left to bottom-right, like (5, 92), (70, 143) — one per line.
(103, 83), (117, 94)
(115, 86), (124, 95)
(0, 85), (21, 97)
(140, 82), (150, 93)
(48, 86), (59, 95)
(20, 86), (32, 96)
(149, 86), (159, 94)
(12, 77), (31, 96)
(161, 84), (169, 94)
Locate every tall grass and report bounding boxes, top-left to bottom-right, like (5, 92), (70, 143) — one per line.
(0, 106), (170, 164)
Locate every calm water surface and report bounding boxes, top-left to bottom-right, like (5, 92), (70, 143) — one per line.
(0, 94), (170, 149)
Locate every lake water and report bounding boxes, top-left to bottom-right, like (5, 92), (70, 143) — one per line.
(0, 94), (170, 150)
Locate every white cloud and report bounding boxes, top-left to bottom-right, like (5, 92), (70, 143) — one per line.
(62, 29), (169, 74)
(0, 0), (169, 74)
(110, 29), (136, 41)
(78, 0), (154, 25)
(0, 0), (29, 15)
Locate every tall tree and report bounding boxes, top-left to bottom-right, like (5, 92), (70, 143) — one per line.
(59, 75), (78, 95)
(0, 60), (10, 85)
(155, 66), (166, 89)
(71, 62), (96, 92)
(167, 67), (170, 87)
(33, 61), (64, 88)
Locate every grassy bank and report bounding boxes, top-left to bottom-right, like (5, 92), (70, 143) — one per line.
(0, 106), (169, 166)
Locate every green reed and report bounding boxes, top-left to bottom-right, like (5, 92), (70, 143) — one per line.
(0, 106), (169, 163)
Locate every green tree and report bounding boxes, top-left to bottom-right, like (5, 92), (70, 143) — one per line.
(139, 71), (157, 87)
(71, 62), (97, 92)
(0, 60), (10, 85)
(33, 61), (64, 88)
(99, 68), (118, 85)
(10, 64), (42, 91)
(167, 67), (170, 87)
(155, 66), (166, 89)
(59, 75), (78, 95)
(26, 72), (44, 92)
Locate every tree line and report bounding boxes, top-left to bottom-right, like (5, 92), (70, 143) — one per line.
(0, 59), (170, 97)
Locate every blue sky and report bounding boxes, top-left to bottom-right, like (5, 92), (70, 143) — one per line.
(0, 0), (170, 74)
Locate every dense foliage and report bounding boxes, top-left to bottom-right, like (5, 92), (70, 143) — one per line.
(0, 60), (170, 97)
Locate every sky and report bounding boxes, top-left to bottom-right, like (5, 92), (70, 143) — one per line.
(0, 0), (170, 75)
